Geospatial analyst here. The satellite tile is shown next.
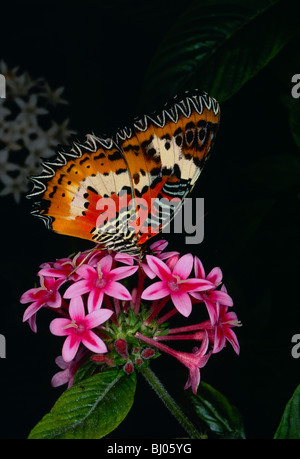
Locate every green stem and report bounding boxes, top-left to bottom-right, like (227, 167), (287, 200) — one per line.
(140, 366), (205, 439)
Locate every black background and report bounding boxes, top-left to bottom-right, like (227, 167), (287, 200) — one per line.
(0, 0), (299, 439)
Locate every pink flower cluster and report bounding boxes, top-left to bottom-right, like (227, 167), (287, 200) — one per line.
(20, 240), (241, 394)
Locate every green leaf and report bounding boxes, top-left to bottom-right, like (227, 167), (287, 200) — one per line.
(73, 359), (99, 385)
(140, 0), (299, 107)
(28, 369), (136, 439)
(274, 385), (300, 439)
(189, 381), (246, 438)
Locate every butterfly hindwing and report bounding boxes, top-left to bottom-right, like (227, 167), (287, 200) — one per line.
(29, 137), (136, 248)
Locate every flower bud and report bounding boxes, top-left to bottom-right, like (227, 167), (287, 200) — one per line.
(114, 338), (129, 359)
(134, 357), (143, 366)
(123, 361), (134, 374)
(141, 348), (155, 359)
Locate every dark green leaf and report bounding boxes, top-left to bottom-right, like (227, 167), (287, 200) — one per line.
(73, 359), (99, 385)
(189, 381), (245, 438)
(28, 369), (136, 439)
(140, 0), (299, 108)
(274, 385), (300, 439)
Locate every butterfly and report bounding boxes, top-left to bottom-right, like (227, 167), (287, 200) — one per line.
(27, 89), (220, 256)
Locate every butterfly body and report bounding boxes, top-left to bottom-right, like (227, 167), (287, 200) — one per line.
(28, 89), (220, 256)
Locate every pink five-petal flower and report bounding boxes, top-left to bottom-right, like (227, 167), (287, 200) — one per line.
(194, 256), (223, 285)
(210, 286), (240, 354)
(149, 239), (169, 254)
(20, 276), (65, 331)
(140, 240), (179, 279)
(114, 253), (135, 266)
(51, 347), (88, 388)
(191, 256), (233, 324)
(187, 286), (240, 354)
(51, 355), (74, 388)
(142, 251), (180, 279)
(50, 296), (113, 362)
(141, 254), (214, 317)
(182, 332), (211, 394)
(63, 254), (138, 312)
(212, 304), (241, 355)
(38, 252), (94, 281)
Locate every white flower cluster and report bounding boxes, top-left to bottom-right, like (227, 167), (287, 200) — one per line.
(0, 61), (76, 203)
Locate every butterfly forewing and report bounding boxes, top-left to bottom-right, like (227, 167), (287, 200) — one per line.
(115, 90), (220, 248)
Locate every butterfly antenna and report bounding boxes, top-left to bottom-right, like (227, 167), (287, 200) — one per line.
(67, 243), (103, 279)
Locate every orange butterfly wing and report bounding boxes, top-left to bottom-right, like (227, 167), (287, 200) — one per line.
(28, 90), (220, 255)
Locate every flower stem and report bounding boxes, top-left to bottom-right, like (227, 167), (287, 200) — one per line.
(113, 297), (121, 317)
(157, 307), (178, 325)
(103, 295), (118, 325)
(144, 297), (169, 325)
(140, 366), (205, 439)
(133, 269), (146, 315)
(155, 331), (205, 341)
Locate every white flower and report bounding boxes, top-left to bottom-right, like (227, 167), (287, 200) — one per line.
(46, 118), (76, 145)
(0, 169), (28, 203)
(24, 133), (55, 163)
(23, 157), (43, 176)
(0, 60), (19, 81)
(0, 149), (20, 181)
(6, 72), (36, 97)
(40, 83), (68, 106)
(0, 118), (36, 150)
(24, 150), (48, 174)
(0, 61), (76, 203)
(0, 61), (37, 97)
(0, 127), (22, 151)
(15, 94), (48, 124)
(0, 102), (10, 124)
